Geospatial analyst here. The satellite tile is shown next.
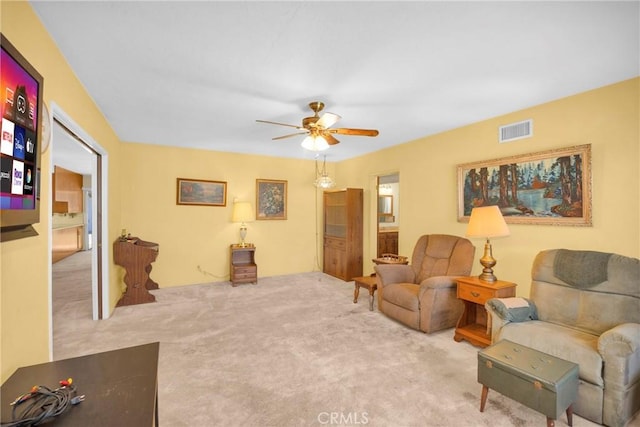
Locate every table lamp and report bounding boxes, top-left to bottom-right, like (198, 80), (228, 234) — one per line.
(231, 200), (254, 247)
(466, 205), (510, 283)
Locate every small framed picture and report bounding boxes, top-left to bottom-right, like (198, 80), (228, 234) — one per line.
(256, 179), (287, 220)
(176, 178), (227, 206)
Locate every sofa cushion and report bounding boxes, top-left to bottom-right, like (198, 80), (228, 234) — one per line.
(531, 250), (640, 335)
(383, 283), (420, 312)
(412, 235), (474, 283)
(554, 249), (612, 288)
(498, 321), (603, 387)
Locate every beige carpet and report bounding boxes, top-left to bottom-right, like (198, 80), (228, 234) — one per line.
(52, 251), (613, 427)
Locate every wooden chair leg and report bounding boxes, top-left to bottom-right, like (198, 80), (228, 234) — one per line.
(480, 385), (489, 412)
(353, 283), (360, 303)
(566, 404), (573, 427)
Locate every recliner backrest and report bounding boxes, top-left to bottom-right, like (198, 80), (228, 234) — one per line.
(531, 249), (640, 335)
(411, 234), (475, 283)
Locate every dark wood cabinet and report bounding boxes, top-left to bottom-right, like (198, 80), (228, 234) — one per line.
(377, 230), (398, 257)
(230, 244), (257, 286)
(323, 188), (363, 281)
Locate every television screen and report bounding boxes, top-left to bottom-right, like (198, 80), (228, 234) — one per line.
(0, 33), (44, 241)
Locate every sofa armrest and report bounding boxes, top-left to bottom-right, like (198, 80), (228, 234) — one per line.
(485, 301), (511, 344)
(597, 323), (640, 426)
(598, 323), (640, 358)
(374, 264), (415, 289)
(417, 275), (457, 298)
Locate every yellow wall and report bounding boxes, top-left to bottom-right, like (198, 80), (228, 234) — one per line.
(1, 1), (638, 386)
(338, 78), (640, 297)
(1, 2), (124, 381)
(119, 143), (328, 287)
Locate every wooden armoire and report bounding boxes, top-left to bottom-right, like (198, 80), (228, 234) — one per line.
(323, 188), (363, 281)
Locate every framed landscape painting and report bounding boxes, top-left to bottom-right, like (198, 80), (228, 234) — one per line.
(457, 144), (592, 226)
(176, 178), (227, 206)
(256, 179), (287, 220)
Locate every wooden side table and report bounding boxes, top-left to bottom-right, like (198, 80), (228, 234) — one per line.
(353, 276), (377, 311)
(454, 276), (516, 347)
(230, 244), (257, 286)
(114, 238), (159, 306)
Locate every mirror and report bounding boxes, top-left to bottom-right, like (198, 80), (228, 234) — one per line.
(378, 195), (393, 216)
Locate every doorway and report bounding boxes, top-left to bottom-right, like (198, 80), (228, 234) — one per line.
(377, 173), (399, 258)
(49, 103), (110, 356)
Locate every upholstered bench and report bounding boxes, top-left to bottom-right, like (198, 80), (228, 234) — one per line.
(478, 340), (579, 427)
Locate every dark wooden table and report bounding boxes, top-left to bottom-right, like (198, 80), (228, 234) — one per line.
(1, 342), (159, 426)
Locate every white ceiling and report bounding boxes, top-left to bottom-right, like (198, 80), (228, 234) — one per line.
(36, 1), (638, 167)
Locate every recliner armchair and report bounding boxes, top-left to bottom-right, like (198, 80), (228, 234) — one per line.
(486, 249), (640, 427)
(374, 234), (475, 333)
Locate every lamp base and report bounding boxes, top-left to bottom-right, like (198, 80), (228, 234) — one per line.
(478, 271), (497, 283)
(478, 239), (498, 283)
(239, 225), (248, 247)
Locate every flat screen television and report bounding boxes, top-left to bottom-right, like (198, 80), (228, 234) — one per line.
(0, 33), (44, 242)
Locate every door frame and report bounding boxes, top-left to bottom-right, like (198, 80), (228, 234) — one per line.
(48, 103), (110, 356)
(373, 172), (400, 259)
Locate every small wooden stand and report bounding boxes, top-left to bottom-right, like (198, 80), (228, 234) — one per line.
(454, 276), (516, 347)
(114, 238), (159, 306)
(353, 276), (378, 311)
(230, 244), (257, 286)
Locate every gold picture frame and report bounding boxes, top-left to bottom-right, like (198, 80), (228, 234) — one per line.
(176, 178), (227, 206)
(457, 144), (592, 226)
(256, 179), (287, 220)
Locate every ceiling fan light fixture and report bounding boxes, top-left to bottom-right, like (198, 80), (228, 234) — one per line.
(301, 135), (329, 151)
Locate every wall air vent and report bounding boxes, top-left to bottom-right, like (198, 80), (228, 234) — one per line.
(499, 119), (533, 143)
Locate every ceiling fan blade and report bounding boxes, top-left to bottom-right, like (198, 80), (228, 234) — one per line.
(329, 128), (379, 137)
(256, 119), (304, 130)
(316, 112), (341, 129)
(272, 131), (308, 141)
(324, 133), (340, 145)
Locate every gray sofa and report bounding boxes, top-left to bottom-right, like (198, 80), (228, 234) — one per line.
(486, 249), (640, 427)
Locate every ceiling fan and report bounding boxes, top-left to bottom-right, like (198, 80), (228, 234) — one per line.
(256, 101), (379, 151)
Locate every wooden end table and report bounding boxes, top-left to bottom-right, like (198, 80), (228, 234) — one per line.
(353, 276), (377, 311)
(230, 244), (257, 286)
(454, 276), (516, 347)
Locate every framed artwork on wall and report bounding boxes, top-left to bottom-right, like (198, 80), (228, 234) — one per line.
(457, 144), (592, 226)
(256, 179), (287, 220)
(176, 178), (227, 206)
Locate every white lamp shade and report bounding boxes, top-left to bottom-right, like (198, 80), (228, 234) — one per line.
(466, 205), (510, 238)
(231, 201), (254, 223)
(301, 135), (330, 151)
